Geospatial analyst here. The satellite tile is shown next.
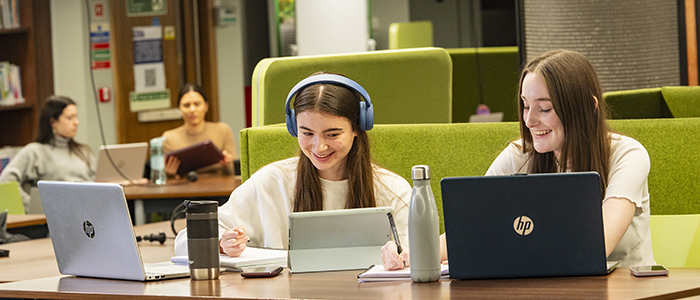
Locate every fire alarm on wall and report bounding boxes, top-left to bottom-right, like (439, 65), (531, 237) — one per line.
(99, 87), (111, 102)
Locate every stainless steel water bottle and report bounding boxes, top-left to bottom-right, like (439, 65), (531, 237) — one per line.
(408, 165), (441, 282)
(185, 200), (220, 280)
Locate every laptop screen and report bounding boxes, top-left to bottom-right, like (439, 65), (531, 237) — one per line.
(440, 172), (607, 279)
(95, 142), (148, 182)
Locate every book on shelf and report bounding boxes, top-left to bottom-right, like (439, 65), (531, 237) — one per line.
(0, 61), (24, 106)
(0, 0), (20, 29)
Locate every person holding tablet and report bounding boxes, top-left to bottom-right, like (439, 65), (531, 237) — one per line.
(162, 83), (237, 176)
(174, 72), (412, 256)
(381, 49), (654, 269)
(0, 96), (95, 213)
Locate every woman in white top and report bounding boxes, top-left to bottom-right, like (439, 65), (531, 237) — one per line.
(382, 49), (654, 269)
(174, 73), (411, 256)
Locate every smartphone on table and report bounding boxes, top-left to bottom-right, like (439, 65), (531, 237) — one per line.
(629, 265), (669, 277)
(240, 266), (284, 278)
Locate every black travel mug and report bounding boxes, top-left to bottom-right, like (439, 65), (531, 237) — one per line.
(185, 200), (220, 280)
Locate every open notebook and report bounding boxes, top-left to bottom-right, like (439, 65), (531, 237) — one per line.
(171, 247), (287, 271)
(358, 264), (450, 282)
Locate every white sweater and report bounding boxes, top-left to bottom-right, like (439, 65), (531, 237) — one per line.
(175, 157), (412, 255)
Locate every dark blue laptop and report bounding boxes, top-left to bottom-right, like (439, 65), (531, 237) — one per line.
(441, 172), (614, 280)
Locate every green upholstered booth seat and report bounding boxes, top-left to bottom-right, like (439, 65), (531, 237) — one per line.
(0, 181), (25, 215)
(446, 47), (520, 123)
(603, 88), (672, 119)
(241, 122), (521, 233)
(650, 214), (700, 268)
(608, 118), (700, 215)
(251, 48), (452, 127)
(602, 86), (700, 119)
(661, 86), (700, 118)
(388, 21), (434, 49)
(241, 118), (700, 232)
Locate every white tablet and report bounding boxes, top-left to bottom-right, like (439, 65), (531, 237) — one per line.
(288, 207), (393, 273)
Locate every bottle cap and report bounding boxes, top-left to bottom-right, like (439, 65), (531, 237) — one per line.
(185, 200), (219, 213)
(411, 165), (431, 180)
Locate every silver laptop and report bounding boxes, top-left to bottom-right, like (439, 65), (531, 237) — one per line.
(95, 142), (148, 182)
(441, 172), (614, 280)
(28, 187), (43, 214)
(37, 180), (190, 281)
(468, 112), (504, 123)
(288, 207), (393, 273)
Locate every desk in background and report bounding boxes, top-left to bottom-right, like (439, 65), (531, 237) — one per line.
(6, 214), (46, 229)
(123, 175), (241, 225)
(5, 214), (48, 239)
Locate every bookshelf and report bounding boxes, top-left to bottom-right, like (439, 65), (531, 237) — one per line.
(0, 0), (53, 146)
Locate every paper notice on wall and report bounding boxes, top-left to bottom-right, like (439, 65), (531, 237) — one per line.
(132, 26), (165, 93)
(129, 89), (171, 112)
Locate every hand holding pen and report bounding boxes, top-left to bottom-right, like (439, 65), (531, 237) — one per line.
(381, 212), (410, 271)
(219, 223), (249, 257)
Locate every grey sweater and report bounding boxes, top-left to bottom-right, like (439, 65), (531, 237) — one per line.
(0, 136), (96, 212)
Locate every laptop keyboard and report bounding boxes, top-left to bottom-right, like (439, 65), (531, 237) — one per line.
(144, 263), (190, 276)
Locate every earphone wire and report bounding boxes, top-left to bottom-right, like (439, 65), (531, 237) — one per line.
(85, 0), (136, 185)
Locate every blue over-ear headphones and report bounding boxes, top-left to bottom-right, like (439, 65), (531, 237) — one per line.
(284, 74), (374, 137)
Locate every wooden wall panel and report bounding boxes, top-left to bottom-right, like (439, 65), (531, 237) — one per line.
(111, 0), (219, 144)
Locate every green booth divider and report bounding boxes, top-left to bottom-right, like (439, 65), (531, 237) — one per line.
(241, 118), (700, 233)
(251, 48), (452, 127)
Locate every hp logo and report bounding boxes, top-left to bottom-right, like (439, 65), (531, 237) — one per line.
(513, 216), (534, 236)
(83, 221), (95, 238)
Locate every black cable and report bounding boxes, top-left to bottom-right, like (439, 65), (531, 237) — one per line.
(170, 201), (187, 236)
(85, 0), (136, 185)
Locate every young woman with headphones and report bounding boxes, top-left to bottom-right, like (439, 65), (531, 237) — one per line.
(173, 72), (412, 257)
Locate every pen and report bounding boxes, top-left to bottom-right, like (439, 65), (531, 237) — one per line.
(218, 221), (250, 243)
(387, 212), (402, 254)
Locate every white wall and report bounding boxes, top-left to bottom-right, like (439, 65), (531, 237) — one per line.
(51, 0), (103, 152)
(296, 0), (369, 56)
(370, 0), (410, 50)
(215, 0), (246, 154)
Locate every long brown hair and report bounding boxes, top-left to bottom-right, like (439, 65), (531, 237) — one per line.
(518, 50), (611, 188)
(36, 96), (93, 168)
(292, 74), (375, 212)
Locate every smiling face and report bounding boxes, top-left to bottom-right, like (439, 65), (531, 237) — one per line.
(296, 110), (357, 181)
(51, 104), (79, 139)
(521, 73), (564, 158)
(179, 91), (208, 126)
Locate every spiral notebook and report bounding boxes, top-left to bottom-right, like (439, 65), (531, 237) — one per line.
(358, 264), (450, 282)
(171, 247), (287, 271)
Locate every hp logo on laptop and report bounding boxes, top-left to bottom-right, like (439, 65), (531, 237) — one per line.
(83, 220), (95, 238)
(513, 216), (534, 236)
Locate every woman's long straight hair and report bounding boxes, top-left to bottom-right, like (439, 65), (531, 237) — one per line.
(292, 76), (375, 212)
(518, 50), (612, 189)
(36, 96), (93, 168)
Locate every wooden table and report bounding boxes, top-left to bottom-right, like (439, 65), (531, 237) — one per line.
(6, 214), (46, 229)
(1, 217), (700, 299)
(1, 266), (700, 299)
(123, 175), (241, 225)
